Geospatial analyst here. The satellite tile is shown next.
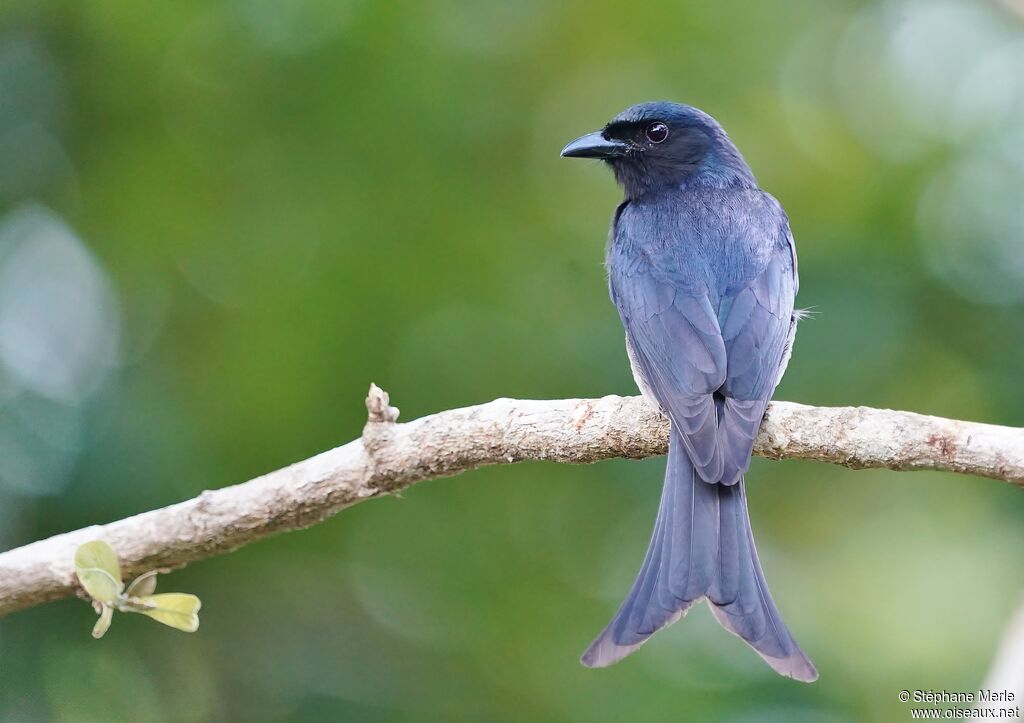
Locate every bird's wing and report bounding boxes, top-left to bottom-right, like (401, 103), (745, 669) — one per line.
(610, 233), (796, 485)
(610, 263), (728, 482)
(716, 244), (797, 483)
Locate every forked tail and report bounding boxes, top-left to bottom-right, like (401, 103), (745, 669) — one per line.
(580, 426), (817, 682)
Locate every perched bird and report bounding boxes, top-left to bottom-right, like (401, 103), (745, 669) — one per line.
(561, 102), (816, 682)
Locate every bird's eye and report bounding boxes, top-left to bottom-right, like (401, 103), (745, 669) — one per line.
(645, 122), (669, 144)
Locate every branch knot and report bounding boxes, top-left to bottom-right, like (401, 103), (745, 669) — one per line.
(365, 383), (399, 424)
(362, 383), (400, 464)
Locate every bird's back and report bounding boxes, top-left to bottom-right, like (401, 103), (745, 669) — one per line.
(608, 185), (794, 308)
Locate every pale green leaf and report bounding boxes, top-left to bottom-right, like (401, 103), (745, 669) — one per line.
(91, 605), (113, 639)
(125, 570), (158, 598)
(125, 593), (201, 633)
(76, 567), (123, 606)
(74, 541), (123, 587)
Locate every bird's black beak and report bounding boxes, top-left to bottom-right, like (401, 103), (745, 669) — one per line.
(560, 131), (629, 159)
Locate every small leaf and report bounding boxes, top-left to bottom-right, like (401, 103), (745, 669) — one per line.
(91, 605), (114, 639)
(124, 594), (201, 633)
(76, 568), (123, 606)
(74, 541), (123, 587)
(125, 570), (158, 598)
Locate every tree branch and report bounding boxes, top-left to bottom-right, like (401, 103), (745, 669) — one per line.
(0, 385), (1021, 618)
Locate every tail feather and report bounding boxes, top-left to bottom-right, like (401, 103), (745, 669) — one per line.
(581, 426), (817, 682)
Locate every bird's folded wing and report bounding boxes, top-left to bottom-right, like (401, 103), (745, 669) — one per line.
(717, 251), (796, 482)
(611, 269), (727, 481)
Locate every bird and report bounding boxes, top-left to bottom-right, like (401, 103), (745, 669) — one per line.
(561, 101), (817, 682)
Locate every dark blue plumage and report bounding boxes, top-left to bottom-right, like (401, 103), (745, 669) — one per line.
(561, 102), (816, 682)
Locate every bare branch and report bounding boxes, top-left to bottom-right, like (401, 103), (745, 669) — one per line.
(0, 390), (1021, 618)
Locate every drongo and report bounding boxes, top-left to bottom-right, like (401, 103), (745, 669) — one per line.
(562, 102), (816, 682)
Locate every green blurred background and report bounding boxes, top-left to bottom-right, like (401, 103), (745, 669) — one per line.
(2, 0), (1024, 720)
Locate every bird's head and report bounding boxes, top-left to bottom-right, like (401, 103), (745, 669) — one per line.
(560, 101), (755, 197)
